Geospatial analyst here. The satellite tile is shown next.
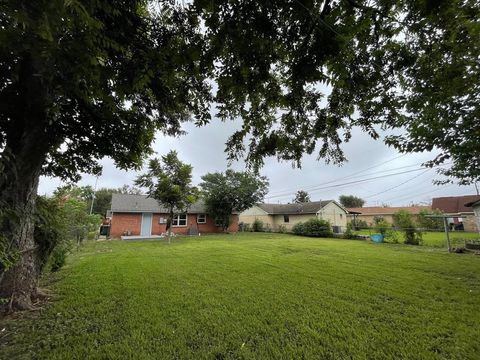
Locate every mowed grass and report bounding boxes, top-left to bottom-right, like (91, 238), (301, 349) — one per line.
(1, 233), (479, 359)
(355, 229), (480, 248)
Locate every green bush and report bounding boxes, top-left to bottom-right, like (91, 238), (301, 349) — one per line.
(277, 225), (287, 233)
(343, 222), (355, 239)
(394, 210), (422, 245)
(87, 231), (97, 241)
(292, 218), (333, 238)
(252, 219), (265, 232)
(34, 196), (66, 273)
(417, 209), (444, 231)
(292, 222), (305, 235)
(50, 244), (69, 272)
(374, 219), (390, 237)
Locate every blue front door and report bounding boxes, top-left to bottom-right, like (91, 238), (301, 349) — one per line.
(141, 213), (152, 236)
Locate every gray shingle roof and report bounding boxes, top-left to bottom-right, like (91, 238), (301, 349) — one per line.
(111, 194), (207, 214)
(257, 200), (334, 214)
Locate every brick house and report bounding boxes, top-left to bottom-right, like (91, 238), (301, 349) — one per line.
(432, 195), (480, 232)
(110, 194), (239, 238)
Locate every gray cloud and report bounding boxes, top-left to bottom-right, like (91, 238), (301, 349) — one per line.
(39, 120), (478, 206)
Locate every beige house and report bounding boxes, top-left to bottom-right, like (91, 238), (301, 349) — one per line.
(346, 206), (430, 227)
(240, 201), (348, 232)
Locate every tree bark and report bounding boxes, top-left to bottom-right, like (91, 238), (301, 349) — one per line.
(0, 145), (48, 311)
(0, 54), (52, 311)
(167, 209), (174, 244)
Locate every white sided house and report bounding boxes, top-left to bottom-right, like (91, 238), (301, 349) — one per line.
(240, 200), (348, 233)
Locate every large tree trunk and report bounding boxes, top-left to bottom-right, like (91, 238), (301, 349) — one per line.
(0, 141), (49, 311)
(0, 54), (52, 311)
(0, 168), (42, 310)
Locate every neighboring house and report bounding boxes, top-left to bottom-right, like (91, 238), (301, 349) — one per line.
(110, 194), (238, 238)
(432, 195), (480, 232)
(239, 201), (348, 232)
(464, 198), (480, 233)
(346, 206), (430, 227)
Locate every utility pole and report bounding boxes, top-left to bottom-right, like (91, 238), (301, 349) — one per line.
(443, 217), (451, 253)
(89, 175), (99, 215)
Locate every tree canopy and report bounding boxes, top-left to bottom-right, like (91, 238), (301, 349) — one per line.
(339, 195), (365, 208)
(200, 170), (269, 230)
(2, 0), (479, 310)
(293, 190), (311, 204)
(193, 0), (479, 184)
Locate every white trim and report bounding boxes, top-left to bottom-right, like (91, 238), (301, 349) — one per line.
(197, 213), (206, 224)
(172, 214), (187, 227)
(316, 201), (348, 216)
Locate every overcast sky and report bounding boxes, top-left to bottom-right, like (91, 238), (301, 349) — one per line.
(38, 118), (478, 206)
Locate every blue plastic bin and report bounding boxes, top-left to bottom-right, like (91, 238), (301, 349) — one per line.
(371, 233), (384, 243)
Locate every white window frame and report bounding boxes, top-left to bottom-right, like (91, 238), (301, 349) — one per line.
(197, 214), (206, 224)
(172, 214), (187, 227)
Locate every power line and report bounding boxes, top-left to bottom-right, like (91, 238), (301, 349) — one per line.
(380, 183), (457, 204)
(266, 161), (452, 200)
(267, 153), (407, 196)
(265, 167), (431, 200)
(363, 169), (431, 200)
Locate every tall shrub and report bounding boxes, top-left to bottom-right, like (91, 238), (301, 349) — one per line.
(292, 218), (333, 238)
(252, 219), (265, 232)
(394, 210), (422, 245)
(417, 209), (444, 231)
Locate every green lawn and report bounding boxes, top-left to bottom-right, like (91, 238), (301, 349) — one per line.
(354, 229), (480, 248)
(1, 233), (479, 359)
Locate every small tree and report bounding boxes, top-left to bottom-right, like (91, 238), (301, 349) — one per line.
(91, 188), (119, 217)
(118, 185), (143, 196)
(417, 209), (444, 231)
(135, 151), (198, 243)
(293, 190), (311, 203)
(200, 170), (269, 232)
(339, 195), (365, 208)
(91, 185), (143, 217)
(394, 210), (422, 245)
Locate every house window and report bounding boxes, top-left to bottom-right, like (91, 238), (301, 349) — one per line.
(215, 218), (223, 227)
(197, 214), (206, 224)
(172, 214), (187, 227)
(284, 215), (289, 223)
